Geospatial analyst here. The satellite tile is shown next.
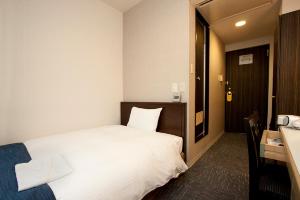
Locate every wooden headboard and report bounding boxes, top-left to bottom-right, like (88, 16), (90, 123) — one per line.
(120, 102), (187, 153)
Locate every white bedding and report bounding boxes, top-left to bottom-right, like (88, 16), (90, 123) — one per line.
(25, 125), (188, 200)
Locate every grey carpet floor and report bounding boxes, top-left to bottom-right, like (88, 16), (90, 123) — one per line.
(156, 133), (249, 200)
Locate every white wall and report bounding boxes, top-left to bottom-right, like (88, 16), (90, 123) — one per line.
(0, 0), (123, 144)
(225, 36), (274, 130)
(281, 0), (300, 14)
(123, 0), (190, 102)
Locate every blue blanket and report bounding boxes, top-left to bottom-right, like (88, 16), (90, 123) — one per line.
(0, 143), (56, 200)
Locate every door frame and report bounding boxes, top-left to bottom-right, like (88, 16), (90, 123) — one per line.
(225, 44), (270, 132)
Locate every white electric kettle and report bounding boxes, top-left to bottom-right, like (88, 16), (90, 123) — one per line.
(278, 115), (300, 129)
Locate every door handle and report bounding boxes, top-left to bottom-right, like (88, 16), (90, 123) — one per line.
(196, 76), (201, 80)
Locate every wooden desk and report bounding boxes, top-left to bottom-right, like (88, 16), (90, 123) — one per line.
(260, 130), (286, 162)
(280, 127), (300, 200)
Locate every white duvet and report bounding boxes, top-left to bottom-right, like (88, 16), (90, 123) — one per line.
(25, 125), (188, 200)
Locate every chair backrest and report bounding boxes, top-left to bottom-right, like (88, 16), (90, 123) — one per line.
(244, 114), (263, 177)
(244, 115), (263, 199)
(249, 111), (264, 142)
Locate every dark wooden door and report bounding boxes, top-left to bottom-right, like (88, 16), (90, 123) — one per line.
(225, 45), (269, 133)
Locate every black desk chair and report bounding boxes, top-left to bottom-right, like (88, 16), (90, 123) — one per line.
(244, 115), (291, 200)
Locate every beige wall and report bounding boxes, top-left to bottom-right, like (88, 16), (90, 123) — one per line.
(281, 0), (300, 14)
(188, 5), (225, 165)
(0, 0), (123, 145)
(225, 36), (274, 130)
(0, 0), (7, 143)
(1, 0), (226, 165)
(123, 1), (225, 165)
(123, 0), (190, 102)
(225, 36), (273, 52)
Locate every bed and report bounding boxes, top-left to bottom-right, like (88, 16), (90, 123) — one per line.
(0, 102), (187, 200)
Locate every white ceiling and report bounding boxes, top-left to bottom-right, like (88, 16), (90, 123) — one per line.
(101, 0), (143, 12)
(197, 0), (281, 44)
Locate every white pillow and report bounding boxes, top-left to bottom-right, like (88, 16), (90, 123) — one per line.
(15, 155), (72, 191)
(127, 107), (162, 132)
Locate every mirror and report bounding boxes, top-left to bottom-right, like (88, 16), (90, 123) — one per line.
(195, 11), (209, 143)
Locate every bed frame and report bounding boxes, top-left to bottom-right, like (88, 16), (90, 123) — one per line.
(120, 102), (187, 200)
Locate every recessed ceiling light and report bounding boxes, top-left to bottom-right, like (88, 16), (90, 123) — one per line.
(235, 20), (246, 27)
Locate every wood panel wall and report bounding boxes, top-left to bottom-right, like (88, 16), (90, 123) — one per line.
(277, 10), (300, 115)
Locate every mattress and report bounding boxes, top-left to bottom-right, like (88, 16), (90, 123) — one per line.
(25, 125), (188, 200)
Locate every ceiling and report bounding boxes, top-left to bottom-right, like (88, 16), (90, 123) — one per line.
(197, 0), (281, 44)
(101, 0), (143, 12)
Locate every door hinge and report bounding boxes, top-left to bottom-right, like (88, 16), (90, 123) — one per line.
(267, 49), (269, 57)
